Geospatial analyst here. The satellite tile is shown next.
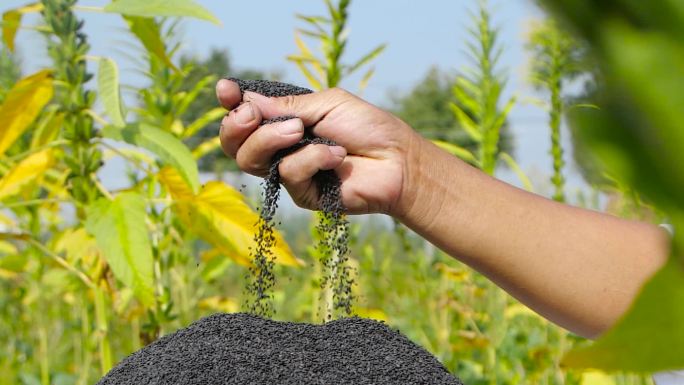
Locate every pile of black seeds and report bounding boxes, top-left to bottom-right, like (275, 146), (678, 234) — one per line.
(229, 78), (354, 319)
(96, 313), (464, 385)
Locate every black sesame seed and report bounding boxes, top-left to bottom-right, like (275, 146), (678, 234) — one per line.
(96, 313), (464, 385)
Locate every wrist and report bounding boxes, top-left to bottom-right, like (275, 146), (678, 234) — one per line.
(392, 135), (459, 231)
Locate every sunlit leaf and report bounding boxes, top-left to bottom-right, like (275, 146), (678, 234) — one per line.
(183, 107), (225, 139)
(85, 193), (155, 307)
(54, 227), (99, 266)
(98, 57), (126, 127)
(448, 102), (482, 142)
(0, 149), (54, 201)
(580, 371), (617, 385)
(498, 152), (534, 192)
(103, 123), (200, 194)
(123, 16), (178, 72)
(198, 296), (239, 313)
(347, 43), (386, 76)
(358, 67), (375, 93)
(159, 167), (302, 267)
(105, 0), (220, 25)
(432, 139), (479, 166)
(1, 3), (43, 52)
(191, 137), (221, 160)
(176, 74), (216, 117)
(0, 70), (53, 156)
(30, 109), (62, 148)
(562, 258), (684, 371)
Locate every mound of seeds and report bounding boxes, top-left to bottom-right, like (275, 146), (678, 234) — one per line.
(229, 78), (354, 319)
(96, 313), (464, 385)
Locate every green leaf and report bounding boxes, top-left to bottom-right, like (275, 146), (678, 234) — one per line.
(449, 102), (482, 142)
(104, 0), (220, 25)
(562, 258), (684, 372)
(346, 43), (387, 76)
(123, 16), (178, 72)
(103, 123), (200, 194)
(98, 57), (126, 127)
(85, 193), (155, 307)
(183, 107), (225, 139)
(498, 152), (534, 192)
(432, 139), (479, 166)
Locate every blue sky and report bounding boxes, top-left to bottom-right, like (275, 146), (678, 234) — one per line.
(2, 0), (591, 197)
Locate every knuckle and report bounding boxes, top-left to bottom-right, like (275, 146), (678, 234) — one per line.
(328, 87), (349, 98)
(279, 94), (298, 112)
(313, 144), (330, 159)
(278, 157), (304, 184)
(235, 152), (258, 174)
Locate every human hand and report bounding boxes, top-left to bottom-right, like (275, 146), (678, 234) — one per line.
(215, 79), (423, 216)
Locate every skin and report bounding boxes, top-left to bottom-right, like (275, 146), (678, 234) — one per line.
(216, 79), (671, 339)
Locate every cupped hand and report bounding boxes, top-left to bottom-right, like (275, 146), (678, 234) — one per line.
(215, 79), (423, 216)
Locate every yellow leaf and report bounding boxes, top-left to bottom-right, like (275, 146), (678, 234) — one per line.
(159, 166), (302, 267)
(54, 228), (100, 266)
(435, 261), (470, 282)
(504, 303), (542, 320)
(158, 166), (194, 201)
(198, 295), (239, 313)
(354, 307), (389, 322)
(0, 240), (17, 255)
(581, 371), (616, 385)
(0, 149), (54, 200)
(192, 137), (221, 160)
(1, 3), (43, 52)
(0, 70), (53, 156)
(30, 110), (63, 148)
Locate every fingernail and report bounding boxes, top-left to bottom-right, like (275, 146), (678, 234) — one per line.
(234, 102), (254, 124)
(329, 146), (347, 159)
(277, 119), (303, 136)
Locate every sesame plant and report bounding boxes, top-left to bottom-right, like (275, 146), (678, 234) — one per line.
(0, 0), (297, 383)
(526, 19), (584, 203)
(287, 0), (386, 321)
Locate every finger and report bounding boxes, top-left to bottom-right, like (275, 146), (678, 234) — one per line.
(235, 118), (305, 176)
(279, 144), (347, 209)
(216, 78), (242, 110)
(219, 101), (263, 159)
(243, 87), (351, 127)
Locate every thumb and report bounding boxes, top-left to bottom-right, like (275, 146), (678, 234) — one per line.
(243, 87), (351, 127)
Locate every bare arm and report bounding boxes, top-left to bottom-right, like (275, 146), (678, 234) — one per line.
(216, 80), (671, 338)
(397, 137), (671, 338)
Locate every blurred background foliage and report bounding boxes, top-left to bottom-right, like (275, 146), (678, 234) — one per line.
(0, 0), (680, 384)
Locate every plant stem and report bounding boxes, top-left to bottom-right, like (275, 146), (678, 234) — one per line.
(94, 285), (113, 374)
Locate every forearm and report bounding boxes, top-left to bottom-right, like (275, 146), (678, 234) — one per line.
(396, 136), (671, 338)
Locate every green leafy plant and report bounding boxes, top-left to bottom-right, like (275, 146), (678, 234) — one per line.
(527, 19), (584, 202)
(0, 1), (297, 382)
(448, 0), (516, 176)
(288, 0), (386, 90)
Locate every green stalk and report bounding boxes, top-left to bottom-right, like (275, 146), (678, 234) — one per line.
(549, 38), (566, 202)
(41, 0), (102, 215)
(38, 326), (49, 385)
(94, 286), (112, 374)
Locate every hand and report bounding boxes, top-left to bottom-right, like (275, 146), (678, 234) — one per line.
(215, 79), (423, 216)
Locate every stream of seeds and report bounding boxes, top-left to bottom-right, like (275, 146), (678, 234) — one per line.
(229, 78), (354, 319)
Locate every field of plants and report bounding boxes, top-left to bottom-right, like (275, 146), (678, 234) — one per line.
(0, 0), (683, 384)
